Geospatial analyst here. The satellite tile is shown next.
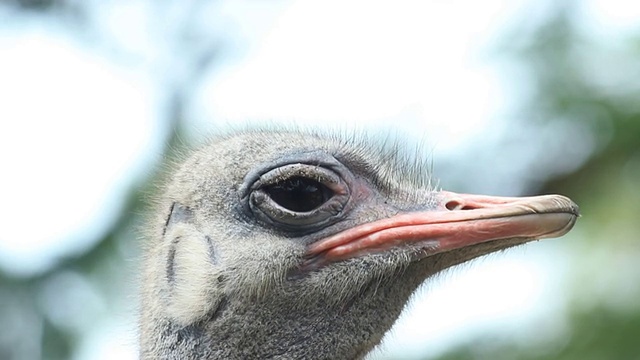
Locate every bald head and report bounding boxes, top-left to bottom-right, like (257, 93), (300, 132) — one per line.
(140, 128), (578, 359)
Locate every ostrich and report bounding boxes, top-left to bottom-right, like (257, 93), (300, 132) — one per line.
(140, 128), (579, 359)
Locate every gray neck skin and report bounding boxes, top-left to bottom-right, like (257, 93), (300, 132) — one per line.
(140, 241), (505, 360)
(144, 268), (418, 359)
(149, 286), (407, 359)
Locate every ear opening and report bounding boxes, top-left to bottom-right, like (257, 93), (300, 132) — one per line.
(160, 203), (226, 325)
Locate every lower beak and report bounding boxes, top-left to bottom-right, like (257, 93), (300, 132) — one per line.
(304, 191), (579, 267)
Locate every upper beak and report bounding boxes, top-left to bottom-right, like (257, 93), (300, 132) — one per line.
(304, 191), (579, 267)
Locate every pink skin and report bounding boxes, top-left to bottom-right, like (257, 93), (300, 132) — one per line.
(306, 191), (579, 265)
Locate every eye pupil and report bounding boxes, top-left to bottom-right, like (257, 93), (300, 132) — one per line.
(265, 177), (333, 212)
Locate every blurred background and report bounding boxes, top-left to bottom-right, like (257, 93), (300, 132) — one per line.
(0, 0), (638, 359)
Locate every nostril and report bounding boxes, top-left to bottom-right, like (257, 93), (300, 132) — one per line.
(445, 200), (462, 210)
(445, 199), (475, 211)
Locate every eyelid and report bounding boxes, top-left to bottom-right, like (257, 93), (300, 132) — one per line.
(239, 151), (349, 202)
(258, 164), (342, 190)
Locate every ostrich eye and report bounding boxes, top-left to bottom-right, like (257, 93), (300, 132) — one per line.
(264, 176), (334, 212)
(243, 160), (352, 232)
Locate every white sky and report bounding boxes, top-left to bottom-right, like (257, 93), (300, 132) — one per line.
(0, 0), (637, 359)
(0, 28), (163, 276)
(191, 1), (530, 155)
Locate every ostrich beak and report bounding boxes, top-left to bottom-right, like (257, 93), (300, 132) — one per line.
(305, 192), (579, 266)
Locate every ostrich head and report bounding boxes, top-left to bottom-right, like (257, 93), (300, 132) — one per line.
(140, 128), (578, 359)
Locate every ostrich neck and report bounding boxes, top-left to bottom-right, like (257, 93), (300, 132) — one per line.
(142, 270), (427, 360)
(140, 236), (517, 359)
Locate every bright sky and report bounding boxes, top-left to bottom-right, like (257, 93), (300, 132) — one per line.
(0, 0), (637, 359)
(191, 1), (529, 155)
(0, 29), (163, 276)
